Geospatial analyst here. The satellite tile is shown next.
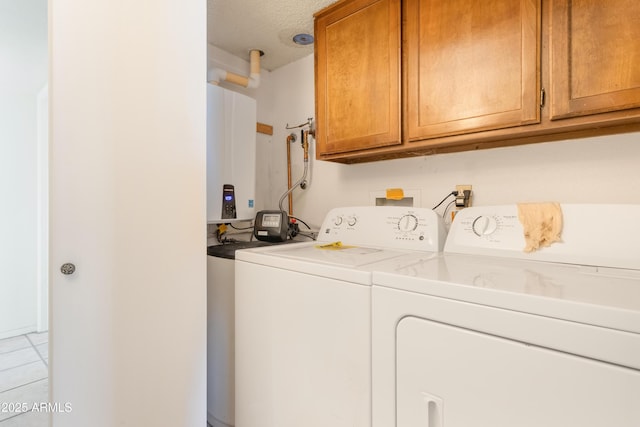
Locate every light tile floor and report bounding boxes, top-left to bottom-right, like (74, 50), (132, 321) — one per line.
(0, 332), (49, 426)
(2, 334), (210, 425)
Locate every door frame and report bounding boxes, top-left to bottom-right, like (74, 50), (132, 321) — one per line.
(37, 83), (49, 333)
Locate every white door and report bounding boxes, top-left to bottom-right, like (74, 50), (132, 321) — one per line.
(49, 1), (206, 425)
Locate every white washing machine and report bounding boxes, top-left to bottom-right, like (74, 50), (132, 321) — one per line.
(371, 204), (640, 427)
(234, 206), (446, 427)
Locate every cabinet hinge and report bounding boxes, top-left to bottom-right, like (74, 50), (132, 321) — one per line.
(540, 88), (546, 108)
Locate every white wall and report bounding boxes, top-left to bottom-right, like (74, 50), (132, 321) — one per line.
(210, 51), (640, 230)
(262, 54), (640, 228)
(0, 0), (48, 339)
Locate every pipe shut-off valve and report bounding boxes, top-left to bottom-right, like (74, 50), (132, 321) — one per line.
(285, 118), (314, 190)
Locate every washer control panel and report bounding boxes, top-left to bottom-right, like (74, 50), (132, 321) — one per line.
(319, 206), (446, 251)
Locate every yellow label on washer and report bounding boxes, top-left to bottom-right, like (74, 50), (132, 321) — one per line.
(315, 241), (357, 250)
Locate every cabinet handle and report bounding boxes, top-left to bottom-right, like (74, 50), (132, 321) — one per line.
(423, 392), (444, 427)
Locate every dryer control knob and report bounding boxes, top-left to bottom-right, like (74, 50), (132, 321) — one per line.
(472, 216), (498, 236)
(347, 216), (357, 227)
(334, 216), (343, 226)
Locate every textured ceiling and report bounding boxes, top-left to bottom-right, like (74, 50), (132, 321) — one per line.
(207, 0), (339, 71)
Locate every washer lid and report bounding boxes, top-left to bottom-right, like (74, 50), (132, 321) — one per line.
(372, 252), (640, 335)
(267, 243), (407, 267)
(236, 241), (426, 285)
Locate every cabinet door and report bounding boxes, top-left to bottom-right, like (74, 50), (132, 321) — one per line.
(406, 0), (541, 142)
(315, 0), (401, 156)
(549, 0), (640, 120)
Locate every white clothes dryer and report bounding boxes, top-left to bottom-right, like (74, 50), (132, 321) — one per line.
(372, 204), (640, 427)
(234, 206), (445, 427)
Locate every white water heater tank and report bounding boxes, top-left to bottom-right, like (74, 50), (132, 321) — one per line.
(207, 84), (256, 223)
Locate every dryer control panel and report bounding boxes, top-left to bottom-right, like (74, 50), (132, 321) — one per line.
(445, 204), (640, 270)
(318, 206), (446, 252)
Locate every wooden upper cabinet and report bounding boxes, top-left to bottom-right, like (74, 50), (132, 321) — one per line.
(549, 0), (640, 120)
(405, 0), (541, 142)
(313, 0), (640, 163)
(315, 0), (401, 156)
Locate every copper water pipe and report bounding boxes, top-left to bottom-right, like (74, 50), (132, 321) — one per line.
(302, 130), (309, 162)
(208, 49), (263, 88)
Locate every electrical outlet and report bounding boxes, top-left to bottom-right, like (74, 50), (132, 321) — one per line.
(455, 185), (472, 208)
(456, 184), (472, 195)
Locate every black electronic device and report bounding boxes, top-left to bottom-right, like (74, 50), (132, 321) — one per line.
(221, 184), (237, 219)
(254, 210), (289, 242)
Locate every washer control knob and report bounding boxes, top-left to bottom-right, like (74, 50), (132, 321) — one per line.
(398, 214), (419, 232)
(334, 216), (343, 226)
(472, 216), (498, 236)
(347, 216), (357, 227)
